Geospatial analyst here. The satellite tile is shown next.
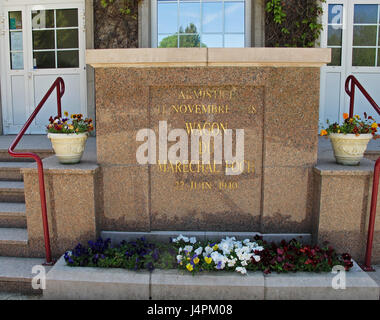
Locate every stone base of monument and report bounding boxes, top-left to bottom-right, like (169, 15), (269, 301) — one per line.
(43, 256), (379, 300)
(100, 230), (312, 246)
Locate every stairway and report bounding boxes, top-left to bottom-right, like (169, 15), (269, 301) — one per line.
(0, 161), (31, 257)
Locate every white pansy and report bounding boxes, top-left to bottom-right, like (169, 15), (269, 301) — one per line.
(227, 258), (237, 267)
(235, 267), (247, 275)
(189, 237), (197, 244)
(241, 260), (248, 266)
(253, 255), (261, 262)
(183, 245), (193, 253)
(194, 247), (203, 256)
(204, 246), (213, 255)
(176, 255), (183, 262)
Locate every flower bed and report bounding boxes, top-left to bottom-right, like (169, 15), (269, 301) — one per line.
(64, 235), (353, 275)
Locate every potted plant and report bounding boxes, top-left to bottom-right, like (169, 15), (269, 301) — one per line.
(47, 112), (94, 164)
(320, 112), (378, 165)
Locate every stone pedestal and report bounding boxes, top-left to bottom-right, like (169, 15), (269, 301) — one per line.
(88, 48), (330, 233)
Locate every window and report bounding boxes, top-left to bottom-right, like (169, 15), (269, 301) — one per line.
(8, 11), (24, 70)
(352, 4), (380, 67)
(32, 9), (79, 69)
(155, 0), (245, 48)
(326, 4), (343, 66)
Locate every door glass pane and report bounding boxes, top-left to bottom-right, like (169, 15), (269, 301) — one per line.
(33, 51), (55, 69)
(353, 26), (377, 46)
(57, 29), (78, 49)
(11, 52), (24, 70)
(202, 2), (222, 33)
(10, 31), (23, 51)
(179, 2), (200, 33)
(57, 50), (79, 68)
(327, 26), (342, 46)
(330, 48), (342, 66)
(354, 4), (378, 24)
(224, 1), (244, 33)
(56, 9), (78, 28)
(328, 4), (343, 24)
(9, 11), (22, 29)
(32, 10), (54, 29)
(352, 48), (376, 66)
(33, 30), (55, 50)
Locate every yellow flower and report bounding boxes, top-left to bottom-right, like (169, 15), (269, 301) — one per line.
(355, 115), (360, 120)
(193, 257), (200, 264)
(205, 256), (212, 264)
(212, 244), (218, 251)
(338, 129), (341, 133)
(371, 123), (378, 128)
(320, 129), (327, 136)
(186, 263), (193, 272)
(68, 125), (74, 130)
(64, 111), (69, 117)
(343, 113), (349, 120)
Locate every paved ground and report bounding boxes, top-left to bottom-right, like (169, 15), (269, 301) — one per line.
(0, 292), (41, 300)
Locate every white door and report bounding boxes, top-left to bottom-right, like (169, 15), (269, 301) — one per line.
(320, 0), (380, 126)
(0, 0), (86, 134)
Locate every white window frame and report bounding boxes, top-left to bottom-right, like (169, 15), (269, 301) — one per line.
(151, 0), (251, 48)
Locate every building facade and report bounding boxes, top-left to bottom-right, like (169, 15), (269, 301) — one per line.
(0, 0), (380, 132)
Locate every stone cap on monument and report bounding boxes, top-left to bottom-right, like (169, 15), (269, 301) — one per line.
(86, 48), (331, 68)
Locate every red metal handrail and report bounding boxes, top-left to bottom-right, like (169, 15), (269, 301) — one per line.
(8, 77), (65, 265)
(344, 75), (379, 271)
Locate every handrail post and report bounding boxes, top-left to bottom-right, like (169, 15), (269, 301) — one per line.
(349, 77), (355, 119)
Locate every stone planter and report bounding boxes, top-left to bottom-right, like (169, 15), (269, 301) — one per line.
(47, 133), (88, 164)
(329, 133), (373, 165)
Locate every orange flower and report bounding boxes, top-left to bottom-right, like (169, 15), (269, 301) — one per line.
(320, 129), (328, 136)
(343, 113), (349, 120)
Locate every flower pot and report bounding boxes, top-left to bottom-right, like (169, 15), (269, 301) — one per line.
(47, 133), (88, 164)
(329, 133), (372, 165)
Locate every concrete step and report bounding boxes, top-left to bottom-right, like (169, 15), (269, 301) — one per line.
(0, 181), (25, 203)
(0, 203), (26, 228)
(0, 149), (53, 162)
(0, 256), (50, 295)
(0, 228), (28, 257)
(0, 162), (32, 181)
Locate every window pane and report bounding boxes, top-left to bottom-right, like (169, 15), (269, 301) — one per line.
(202, 34), (223, 47)
(328, 4), (343, 24)
(158, 3), (177, 34)
(225, 2), (244, 33)
(10, 31), (23, 51)
(202, 2), (223, 33)
(9, 11), (22, 30)
(179, 34), (200, 47)
(158, 34), (178, 48)
(10, 52), (24, 70)
(56, 9), (78, 28)
(33, 51), (55, 69)
(352, 48), (376, 66)
(327, 26), (342, 46)
(32, 30), (55, 50)
(328, 48), (341, 66)
(224, 34), (244, 47)
(57, 50), (79, 68)
(179, 2), (200, 33)
(354, 5), (378, 24)
(32, 10), (54, 29)
(57, 29), (78, 49)
(378, 49), (380, 67)
(353, 26), (377, 46)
